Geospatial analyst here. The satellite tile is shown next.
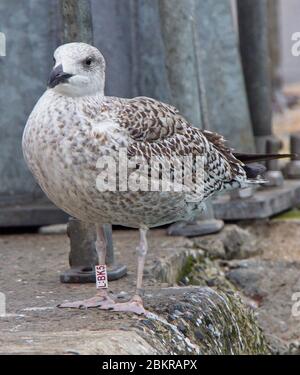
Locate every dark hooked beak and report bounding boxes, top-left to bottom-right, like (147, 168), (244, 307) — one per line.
(48, 64), (73, 88)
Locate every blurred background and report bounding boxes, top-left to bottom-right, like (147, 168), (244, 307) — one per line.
(1, 0), (300, 355)
(1, 0), (300, 227)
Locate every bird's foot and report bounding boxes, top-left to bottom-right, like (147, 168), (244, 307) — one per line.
(57, 290), (114, 309)
(106, 294), (147, 315)
(58, 293), (147, 316)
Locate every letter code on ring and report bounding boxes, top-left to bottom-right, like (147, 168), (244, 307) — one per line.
(95, 265), (108, 289)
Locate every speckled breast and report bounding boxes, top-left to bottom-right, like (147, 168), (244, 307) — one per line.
(22, 92), (200, 228)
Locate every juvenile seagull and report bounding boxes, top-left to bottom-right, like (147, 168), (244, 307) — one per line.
(22, 43), (290, 314)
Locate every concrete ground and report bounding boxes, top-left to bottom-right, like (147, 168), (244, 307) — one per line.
(1, 220), (300, 354)
(0, 228), (192, 354)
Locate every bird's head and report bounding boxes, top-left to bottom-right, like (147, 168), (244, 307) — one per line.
(48, 42), (106, 97)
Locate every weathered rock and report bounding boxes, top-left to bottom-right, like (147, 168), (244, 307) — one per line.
(178, 257), (236, 291)
(0, 287), (269, 355)
(151, 242), (234, 290)
(222, 225), (259, 259)
(167, 220), (224, 238)
(193, 237), (226, 259)
(140, 287), (269, 355)
(151, 247), (204, 285)
(192, 225), (260, 260)
(153, 223), (300, 354)
(225, 259), (300, 354)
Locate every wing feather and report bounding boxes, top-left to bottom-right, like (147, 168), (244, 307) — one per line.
(106, 96), (246, 197)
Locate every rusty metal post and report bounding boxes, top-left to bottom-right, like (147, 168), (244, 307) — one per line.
(58, 0), (126, 283)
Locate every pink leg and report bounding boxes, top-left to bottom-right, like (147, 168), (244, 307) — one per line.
(59, 226), (149, 315)
(107, 228), (148, 315)
(58, 224), (114, 309)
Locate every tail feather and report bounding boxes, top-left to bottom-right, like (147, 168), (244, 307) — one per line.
(233, 152), (294, 164)
(233, 152), (294, 180)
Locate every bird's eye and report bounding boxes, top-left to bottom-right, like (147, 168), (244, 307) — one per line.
(84, 57), (93, 66)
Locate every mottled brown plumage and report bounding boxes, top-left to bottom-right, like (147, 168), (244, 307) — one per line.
(22, 42), (253, 315)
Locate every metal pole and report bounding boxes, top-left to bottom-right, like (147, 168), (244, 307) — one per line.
(267, 0), (283, 104)
(237, 0), (273, 153)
